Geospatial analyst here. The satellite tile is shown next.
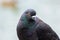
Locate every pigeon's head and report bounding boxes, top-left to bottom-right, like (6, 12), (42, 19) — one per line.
(24, 9), (36, 17)
(21, 9), (36, 22)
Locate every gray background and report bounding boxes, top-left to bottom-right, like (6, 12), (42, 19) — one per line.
(0, 0), (60, 40)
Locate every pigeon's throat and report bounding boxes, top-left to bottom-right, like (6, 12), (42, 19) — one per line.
(21, 15), (35, 28)
(21, 15), (29, 26)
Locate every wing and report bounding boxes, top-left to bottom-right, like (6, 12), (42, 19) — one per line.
(35, 17), (59, 40)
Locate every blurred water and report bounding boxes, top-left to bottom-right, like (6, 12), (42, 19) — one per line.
(0, 0), (60, 40)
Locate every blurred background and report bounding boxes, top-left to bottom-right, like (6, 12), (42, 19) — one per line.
(0, 0), (60, 40)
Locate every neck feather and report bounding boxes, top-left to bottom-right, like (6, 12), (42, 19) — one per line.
(20, 14), (35, 28)
(20, 15), (29, 27)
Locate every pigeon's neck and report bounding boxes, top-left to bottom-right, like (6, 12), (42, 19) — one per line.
(20, 15), (35, 29)
(21, 15), (30, 27)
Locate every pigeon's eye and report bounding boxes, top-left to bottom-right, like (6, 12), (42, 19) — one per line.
(25, 12), (29, 14)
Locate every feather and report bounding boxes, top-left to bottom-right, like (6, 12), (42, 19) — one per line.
(17, 9), (60, 40)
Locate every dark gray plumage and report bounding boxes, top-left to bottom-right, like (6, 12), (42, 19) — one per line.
(17, 9), (60, 40)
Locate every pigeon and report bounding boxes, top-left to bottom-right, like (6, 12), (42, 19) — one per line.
(17, 9), (60, 40)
